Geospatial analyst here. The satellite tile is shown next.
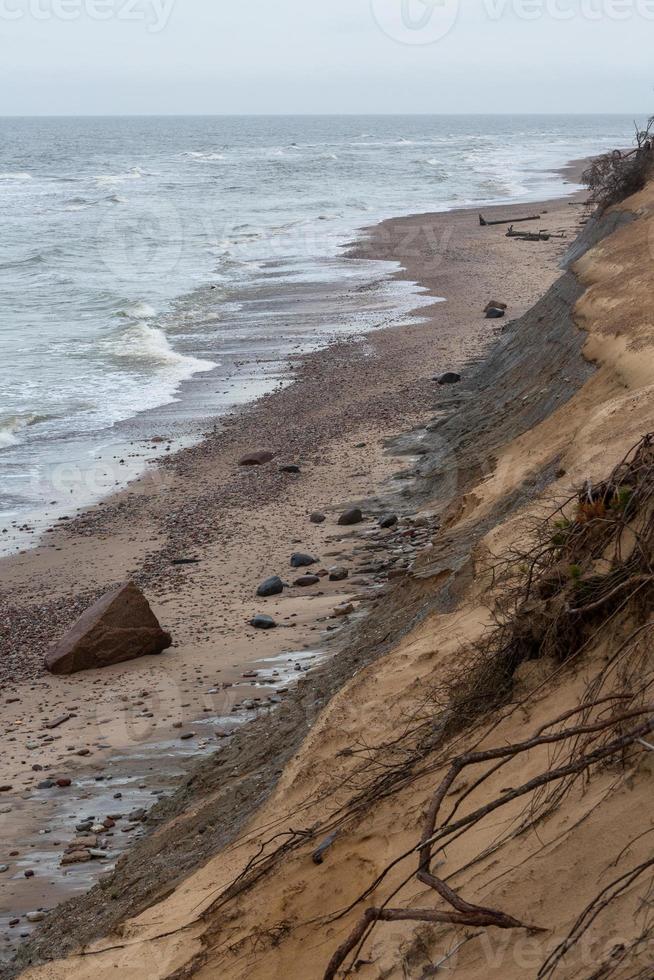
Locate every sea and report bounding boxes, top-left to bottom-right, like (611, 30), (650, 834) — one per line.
(0, 114), (639, 553)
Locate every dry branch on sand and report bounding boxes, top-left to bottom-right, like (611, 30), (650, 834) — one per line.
(322, 434), (654, 979)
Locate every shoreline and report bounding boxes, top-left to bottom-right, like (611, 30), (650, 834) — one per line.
(0, 155), (587, 561)
(0, 167), (592, 969)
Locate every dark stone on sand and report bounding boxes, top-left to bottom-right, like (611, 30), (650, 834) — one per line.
(338, 507), (363, 526)
(310, 512), (326, 524)
(279, 464), (301, 474)
(256, 576), (284, 598)
(238, 451), (274, 466)
(379, 514), (398, 529)
(171, 558), (201, 566)
(436, 372), (461, 385)
(56, 778), (72, 788)
(484, 300), (507, 312)
(44, 582), (172, 676)
(0, 785), (12, 792)
(290, 553), (317, 568)
(485, 307), (505, 319)
(328, 566), (349, 582)
(294, 575), (321, 587)
(250, 615), (277, 630)
(37, 780), (56, 790)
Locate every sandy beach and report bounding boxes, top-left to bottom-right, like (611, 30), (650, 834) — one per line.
(0, 166), (591, 965)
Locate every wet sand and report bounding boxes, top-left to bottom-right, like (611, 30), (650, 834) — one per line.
(0, 166), (591, 964)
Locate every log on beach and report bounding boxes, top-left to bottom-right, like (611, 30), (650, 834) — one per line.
(479, 212), (541, 226)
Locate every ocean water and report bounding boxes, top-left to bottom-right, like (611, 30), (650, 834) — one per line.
(0, 114), (638, 548)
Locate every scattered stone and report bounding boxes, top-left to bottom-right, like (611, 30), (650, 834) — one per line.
(328, 566), (349, 582)
(0, 785), (12, 792)
(61, 851), (91, 866)
(180, 732), (195, 741)
(310, 512), (326, 524)
(250, 615), (277, 630)
(24, 870), (35, 878)
(436, 372), (461, 385)
(338, 508), (363, 526)
(294, 575), (321, 587)
(45, 581), (172, 675)
(0, 865), (8, 873)
(128, 808), (146, 822)
(279, 464), (301, 474)
(484, 300), (507, 312)
(290, 553), (317, 568)
(56, 778), (71, 788)
(256, 575), (284, 598)
(238, 451), (274, 466)
(485, 307), (505, 319)
(332, 603), (355, 618)
(44, 714), (73, 730)
(26, 912), (45, 923)
(37, 780), (56, 790)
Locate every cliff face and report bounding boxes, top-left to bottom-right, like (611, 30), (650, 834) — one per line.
(17, 185), (654, 980)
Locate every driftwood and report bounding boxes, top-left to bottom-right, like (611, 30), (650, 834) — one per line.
(323, 707), (654, 980)
(506, 226), (566, 242)
(479, 212), (540, 226)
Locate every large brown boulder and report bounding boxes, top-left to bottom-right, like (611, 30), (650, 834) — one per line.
(45, 582), (172, 675)
(238, 451), (274, 466)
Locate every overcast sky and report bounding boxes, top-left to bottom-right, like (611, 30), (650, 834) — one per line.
(1, 0), (652, 115)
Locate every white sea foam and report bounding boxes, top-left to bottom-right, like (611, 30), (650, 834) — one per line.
(109, 323), (216, 376)
(184, 151), (225, 161)
(95, 168), (144, 186)
(0, 414), (46, 449)
(0, 172), (32, 181)
(119, 300), (157, 320)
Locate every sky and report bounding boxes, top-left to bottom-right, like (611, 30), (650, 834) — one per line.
(0, 0), (652, 115)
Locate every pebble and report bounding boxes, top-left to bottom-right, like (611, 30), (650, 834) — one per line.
(250, 615), (277, 630)
(0, 865), (8, 873)
(338, 508), (363, 526)
(290, 553), (317, 568)
(379, 514), (398, 529)
(26, 912), (45, 924)
(256, 575), (284, 598)
(328, 566), (349, 582)
(436, 372), (461, 385)
(310, 512), (326, 524)
(294, 575), (321, 587)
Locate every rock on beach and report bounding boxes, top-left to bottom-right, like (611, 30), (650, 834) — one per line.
(44, 582), (172, 675)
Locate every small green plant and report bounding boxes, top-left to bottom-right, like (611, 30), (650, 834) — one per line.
(611, 487), (633, 513)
